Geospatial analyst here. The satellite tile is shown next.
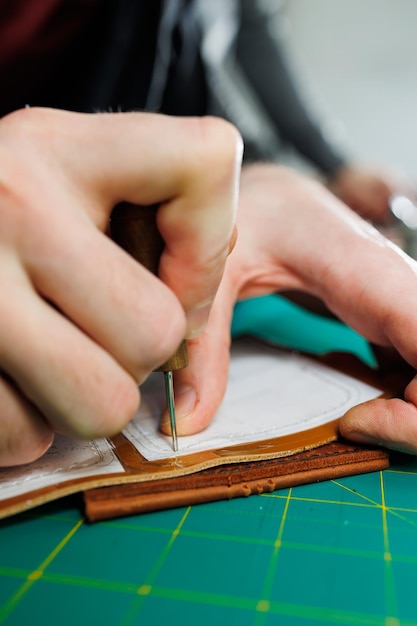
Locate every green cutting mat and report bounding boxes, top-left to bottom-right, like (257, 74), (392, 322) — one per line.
(1, 464), (417, 626)
(1, 295), (417, 626)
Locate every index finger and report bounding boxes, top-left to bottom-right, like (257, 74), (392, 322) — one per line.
(4, 109), (243, 339)
(105, 114), (242, 338)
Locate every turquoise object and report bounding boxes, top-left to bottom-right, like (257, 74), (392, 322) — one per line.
(231, 294), (377, 367)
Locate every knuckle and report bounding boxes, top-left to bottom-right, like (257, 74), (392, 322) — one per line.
(196, 116), (243, 181)
(76, 376), (140, 440)
(82, 309), (187, 439)
(0, 106), (61, 143)
(0, 107), (45, 148)
(100, 378), (141, 436)
(142, 300), (187, 371)
(0, 109), (62, 224)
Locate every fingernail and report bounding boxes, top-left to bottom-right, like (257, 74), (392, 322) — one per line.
(185, 302), (212, 339)
(161, 385), (197, 429)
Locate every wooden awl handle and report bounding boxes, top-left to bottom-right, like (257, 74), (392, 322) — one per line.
(110, 202), (188, 372)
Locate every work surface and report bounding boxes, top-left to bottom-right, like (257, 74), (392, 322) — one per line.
(1, 460), (417, 626)
(1, 296), (416, 626)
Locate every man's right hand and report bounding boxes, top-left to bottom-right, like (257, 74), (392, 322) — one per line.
(0, 107), (242, 466)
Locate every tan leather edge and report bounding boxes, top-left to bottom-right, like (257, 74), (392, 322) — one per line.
(1, 344), (395, 521)
(84, 454), (390, 522)
(0, 422), (339, 520)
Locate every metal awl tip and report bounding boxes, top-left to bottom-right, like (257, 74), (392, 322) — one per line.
(164, 370), (178, 452)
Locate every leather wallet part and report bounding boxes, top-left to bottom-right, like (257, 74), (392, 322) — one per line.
(0, 420), (340, 520)
(83, 440), (391, 522)
(0, 348), (400, 520)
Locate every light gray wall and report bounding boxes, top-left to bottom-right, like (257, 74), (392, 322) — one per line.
(283, 0), (417, 179)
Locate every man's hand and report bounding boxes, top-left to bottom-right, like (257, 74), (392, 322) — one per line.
(0, 107), (242, 466)
(168, 164), (417, 453)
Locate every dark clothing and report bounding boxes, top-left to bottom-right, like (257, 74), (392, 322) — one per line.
(236, 0), (345, 174)
(0, 0), (206, 117)
(0, 0), (345, 176)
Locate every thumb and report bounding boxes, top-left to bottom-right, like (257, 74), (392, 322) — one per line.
(159, 277), (235, 436)
(340, 394), (417, 454)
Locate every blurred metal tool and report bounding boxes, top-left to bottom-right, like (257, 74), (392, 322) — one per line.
(390, 195), (417, 230)
(390, 195), (417, 259)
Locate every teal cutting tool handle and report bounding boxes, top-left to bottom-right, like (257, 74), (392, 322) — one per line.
(231, 294), (377, 368)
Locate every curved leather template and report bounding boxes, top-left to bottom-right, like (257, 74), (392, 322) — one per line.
(0, 338), (396, 520)
(84, 440), (390, 521)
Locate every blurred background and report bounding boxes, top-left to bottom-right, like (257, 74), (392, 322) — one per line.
(282, 0), (417, 180)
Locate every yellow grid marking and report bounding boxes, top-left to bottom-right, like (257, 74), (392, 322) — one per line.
(254, 487), (292, 626)
(385, 468), (417, 476)
(331, 479), (386, 506)
(263, 493), (376, 508)
(120, 507), (191, 626)
(0, 518), (83, 624)
(137, 585), (152, 596)
(380, 472), (398, 622)
(332, 479), (417, 529)
(140, 584), (413, 624)
(264, 483), (417, 529)
(256, 600), (270, 612)
(2, 464), (417, 624)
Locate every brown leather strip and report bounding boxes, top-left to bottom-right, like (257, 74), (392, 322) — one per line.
(84, 440), (391, 521)
(110, 419), (340, 476)
(0, 420), (340, 520)
(0, 349), (404, 521)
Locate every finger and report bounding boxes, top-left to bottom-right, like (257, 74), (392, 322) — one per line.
(289, 185), (417, 362)
(112, 114), (241, 337)
(0, 375), (53, 467)
(4, 108), (243, 338)
(334, 244), (417, 367)
(22, 209), (187, 381)
(340, 396), (417, 454)
(0, 268), (141, 439)
(159, 275), (236, 435)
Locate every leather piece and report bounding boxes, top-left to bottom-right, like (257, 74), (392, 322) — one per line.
(83, 440), (391, 521)
(0, 349), (406, 521)
(0, 419), (341, 521)
(110, 419), (340, 475)
(82, 351), (407, 522)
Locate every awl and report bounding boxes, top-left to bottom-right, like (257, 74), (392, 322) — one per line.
(110, 202), (188, 452)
